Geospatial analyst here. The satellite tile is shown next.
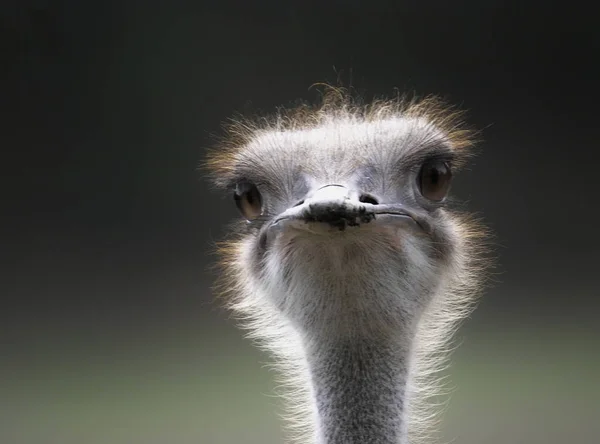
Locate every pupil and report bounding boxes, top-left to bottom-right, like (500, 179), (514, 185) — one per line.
(430, 167), (439, 185)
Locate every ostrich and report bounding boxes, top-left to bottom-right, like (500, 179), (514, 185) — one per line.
(206, 89), (489, 444)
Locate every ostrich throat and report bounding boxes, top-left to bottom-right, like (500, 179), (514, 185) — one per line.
(298, 266), (415, 444)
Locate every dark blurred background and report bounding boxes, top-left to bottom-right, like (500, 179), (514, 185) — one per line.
(1, 1), (599, 443)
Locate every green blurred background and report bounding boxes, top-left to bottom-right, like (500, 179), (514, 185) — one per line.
(2, 315), (599, 443)
(2, 1), (599, 443)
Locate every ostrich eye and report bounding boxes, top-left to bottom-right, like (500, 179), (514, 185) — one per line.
(234, 181), (263, 220)
(417, 160), (452, 202)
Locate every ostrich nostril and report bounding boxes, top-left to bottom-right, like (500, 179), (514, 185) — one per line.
(359, 194), (379, 205)
(293, 199), (305, 208)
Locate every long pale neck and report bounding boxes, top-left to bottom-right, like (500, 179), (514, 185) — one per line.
(304, 337), (412, 444)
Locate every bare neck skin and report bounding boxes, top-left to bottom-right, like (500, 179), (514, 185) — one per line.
(305, 335), (411, 444)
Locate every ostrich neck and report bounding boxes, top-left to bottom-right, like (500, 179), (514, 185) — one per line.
(304, 334), (411, 444)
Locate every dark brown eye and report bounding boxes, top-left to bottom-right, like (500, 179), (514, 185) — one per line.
(234, 181), (263, 220)
(417, 160), (452, 202)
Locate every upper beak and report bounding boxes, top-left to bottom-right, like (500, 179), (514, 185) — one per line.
(299, 185), (374, 229)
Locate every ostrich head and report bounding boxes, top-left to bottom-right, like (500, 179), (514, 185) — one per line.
(207, 90), (489, 444)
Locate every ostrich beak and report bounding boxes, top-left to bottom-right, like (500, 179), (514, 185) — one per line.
(271, 184), (427, 232)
